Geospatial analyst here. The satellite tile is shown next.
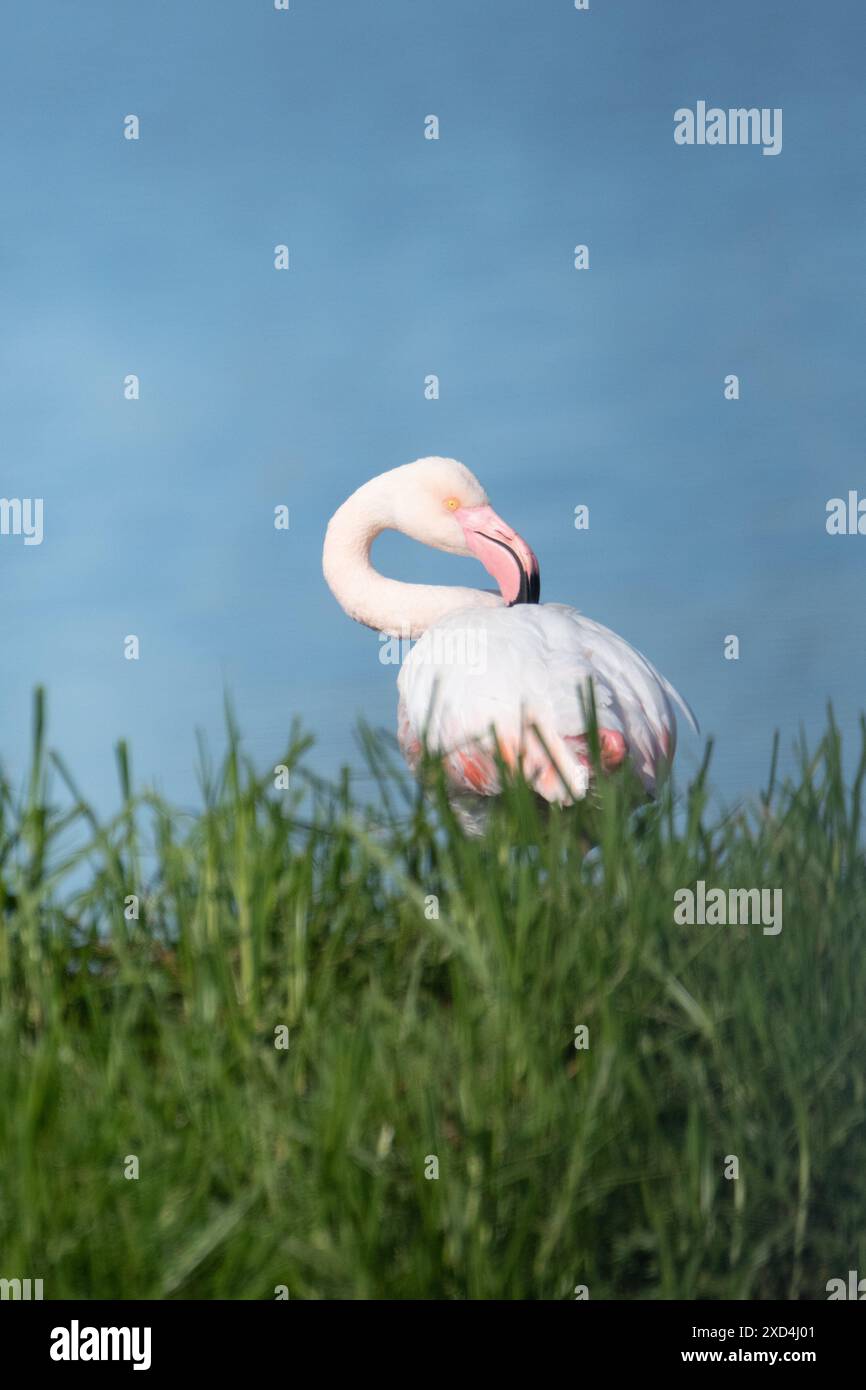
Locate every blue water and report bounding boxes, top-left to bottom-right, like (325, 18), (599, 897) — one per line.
(1, 0), (864, 816)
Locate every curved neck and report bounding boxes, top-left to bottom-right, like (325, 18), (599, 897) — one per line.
(322, 478), (500, 639)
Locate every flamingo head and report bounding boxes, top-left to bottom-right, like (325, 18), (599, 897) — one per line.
(391, 456), (540, 605)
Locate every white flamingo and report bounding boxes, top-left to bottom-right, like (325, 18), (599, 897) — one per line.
(323, 456), (696, 811)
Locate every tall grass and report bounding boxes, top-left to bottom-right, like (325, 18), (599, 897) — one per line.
(0, 689), (864, 1299)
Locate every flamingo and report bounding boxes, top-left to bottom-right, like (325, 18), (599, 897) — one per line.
(323, 456), (696, 813)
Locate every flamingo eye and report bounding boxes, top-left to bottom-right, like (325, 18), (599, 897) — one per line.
(445, 497), (460, 511)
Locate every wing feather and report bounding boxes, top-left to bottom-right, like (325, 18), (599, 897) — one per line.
(397, 603), (694, 800)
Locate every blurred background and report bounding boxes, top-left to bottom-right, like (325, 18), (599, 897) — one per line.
(1, 0), (864, 813)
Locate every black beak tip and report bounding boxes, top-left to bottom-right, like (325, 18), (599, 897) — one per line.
(480, 532), (541, 607)
(508, 561), (541, 606)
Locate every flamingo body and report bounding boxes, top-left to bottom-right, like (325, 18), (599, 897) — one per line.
(397, 603), (695, 804)
(322, 456), (696, 813)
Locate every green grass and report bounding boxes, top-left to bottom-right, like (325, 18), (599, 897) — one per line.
(1, 688), (864, 1300)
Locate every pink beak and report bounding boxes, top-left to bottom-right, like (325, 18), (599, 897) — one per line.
(455, 504), (541, 606)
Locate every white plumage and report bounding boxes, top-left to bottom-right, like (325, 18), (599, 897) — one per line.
(323, 455), (696, 811)
(397, 603), (696, 803)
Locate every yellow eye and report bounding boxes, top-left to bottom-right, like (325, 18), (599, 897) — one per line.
(445, 497), (460, 511)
